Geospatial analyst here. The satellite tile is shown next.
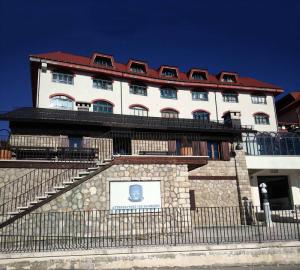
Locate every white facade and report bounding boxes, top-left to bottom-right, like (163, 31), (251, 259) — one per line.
(36, 69), (278, 132)
(249, 170), (300, 207)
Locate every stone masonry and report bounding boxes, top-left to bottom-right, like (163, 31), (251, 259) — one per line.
(189, 150), (252, 207)
(36, 164), (190, 212)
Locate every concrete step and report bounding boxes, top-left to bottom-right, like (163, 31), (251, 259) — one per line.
(63, 181), (74, 185)
(53, 186), (65, 190)
(8, 211), (19, 215)
(29, 201), (39, 205)
(78, 171), (90, 176)
(36, 195), (48, 200)
(72, 176), (84, 181)
(87, 167), (98, 172)
(17, 206), (29, 211)
(45, 190), (57, 195)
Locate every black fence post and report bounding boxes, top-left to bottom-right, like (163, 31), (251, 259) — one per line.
(295, 206), (300, 241)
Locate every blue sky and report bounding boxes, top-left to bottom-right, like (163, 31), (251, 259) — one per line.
(0, 0), (299, 130)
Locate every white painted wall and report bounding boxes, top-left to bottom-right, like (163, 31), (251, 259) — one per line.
(36, 68), (278, 132)
(249, 169), (300, 206)
(246, 156), (300, 170)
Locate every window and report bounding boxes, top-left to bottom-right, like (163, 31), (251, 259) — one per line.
(192, 72), (206, 80)
(221, 74), (236, 83)
(129, 84), (147, 96)
(192, 91), (208, 101)
(50, 95), (74, 110)
(193, 111), (210, 121)
(254, 113), (270, 125)
(93, 78), (113, 90)
(130, 106), (148, 116)
(69, 137), (82, 148)
(252, 95), (267, 104)
(160, 88), (177, 99)
(207, 141), (220, 160)
(223, 93), (238, 103)
(130, 63), (146, 74)
(94, 56), (113, 67)
(93, 101), (113, 113)
(161, 68), (177, 78)
(161, 109), (179, 118)
(52, 72), (74, 85)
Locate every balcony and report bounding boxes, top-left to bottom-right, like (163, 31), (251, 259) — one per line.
(0, 107), (254, 133)
(244, 132), (300, 170)
(0, 131), (222, 170)
(244, 132), (300, 156)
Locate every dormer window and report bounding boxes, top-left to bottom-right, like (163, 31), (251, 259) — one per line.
(219, 72), (238, 83)
(130, 62), (146, 74)
(93, 55), (113, 67)
(222, 74), (236, 83)
(192, 71), (207, 80)
(162, 68), (177, 77)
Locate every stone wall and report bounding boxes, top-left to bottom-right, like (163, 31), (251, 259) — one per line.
(189, 150), (251, 208)
(190, 180), (239, 207)
(0, 168), (34, 187)
(37, 164), (190, 212)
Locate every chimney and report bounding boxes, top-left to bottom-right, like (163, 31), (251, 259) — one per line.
(222, 111), (241, 128)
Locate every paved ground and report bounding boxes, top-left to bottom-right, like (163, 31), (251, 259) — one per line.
(134, 266), (300, 270)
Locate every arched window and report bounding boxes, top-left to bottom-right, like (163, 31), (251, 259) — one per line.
(254, 113), (270, 125)
(93, 100), (113, 113)
(129, 105), (148, 116)
(50, 95), (74, 110)
(161, 108), (179, 118)
(193, 110), (210, 121)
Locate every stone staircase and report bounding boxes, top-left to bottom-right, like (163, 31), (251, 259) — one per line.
(0, 159), (113, 228)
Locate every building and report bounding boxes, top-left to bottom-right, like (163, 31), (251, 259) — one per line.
(276, 91), (300, 132)
(30, 51), (281, 132)
(0, 51), (299, 233)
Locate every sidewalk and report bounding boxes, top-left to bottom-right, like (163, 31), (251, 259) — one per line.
(0, 241), (299, 270)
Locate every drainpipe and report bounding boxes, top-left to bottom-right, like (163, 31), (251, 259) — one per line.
(120, 80), (123, 115)
(214, 90), (219, 122)
(272, 95), (279, 132)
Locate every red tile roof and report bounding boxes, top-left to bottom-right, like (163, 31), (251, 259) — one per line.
(30, 51), (283, 93)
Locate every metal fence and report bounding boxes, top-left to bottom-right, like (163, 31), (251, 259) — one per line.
(244, 132), (300, 156)
(0, 132), (231, 160)
(0, 206), (299, 252)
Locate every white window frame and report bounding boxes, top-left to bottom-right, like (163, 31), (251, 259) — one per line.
(50, 95), (74, 110)
(251, 95), (267, 104)
(130, 106), (148, 116)
(93, 78), (113, 90)
(223, 93), (238, 103)
(129, 84), (147, 96)
(52, 72), (74, 85)
(192, 91), (208, 101)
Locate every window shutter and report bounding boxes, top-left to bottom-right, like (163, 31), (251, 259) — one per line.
(189, 190), (196, 210)
(199, 141), (208, 156)
(221, 141), (230, 161)
(59, 135), (69, 147)
(192, 141), (201, 156)
(168, 140), (176, 155)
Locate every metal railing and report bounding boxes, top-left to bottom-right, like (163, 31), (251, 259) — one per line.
(0, 107), (254, 131)
(0, 132), (230, 160)
(0, 167), (84, 217)
(0, 135), (98, 160)
(244, 132), (300, 156)
(0, 206), (299, 252)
